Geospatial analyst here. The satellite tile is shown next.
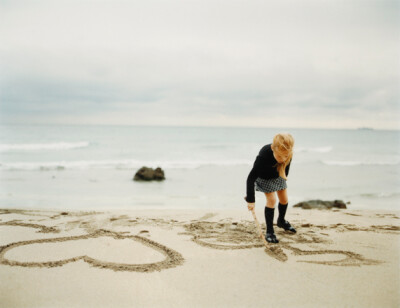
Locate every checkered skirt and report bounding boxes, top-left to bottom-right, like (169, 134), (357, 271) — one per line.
(255, 176), (287, 193)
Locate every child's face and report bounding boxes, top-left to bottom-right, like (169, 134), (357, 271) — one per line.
(273, 150), (289, 163)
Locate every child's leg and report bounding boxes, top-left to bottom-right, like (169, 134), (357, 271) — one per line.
(276, 189), (288, 223)
(276, 189), (296, 233)
(265, 191), (277, 209)
(264, 192), (279, 243)
(264, 192), (276, 233)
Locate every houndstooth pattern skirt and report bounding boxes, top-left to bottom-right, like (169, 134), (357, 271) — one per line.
(255, 177), (287, 193)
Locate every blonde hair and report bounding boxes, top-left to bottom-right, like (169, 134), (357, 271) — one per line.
(271, 133), (294, 180)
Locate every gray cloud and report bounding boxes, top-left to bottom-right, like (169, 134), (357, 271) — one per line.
(0, 0), (399, 128)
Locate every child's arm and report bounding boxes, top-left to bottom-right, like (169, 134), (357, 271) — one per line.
(285, 159), (292, 176)
(245, 156), (261, 205)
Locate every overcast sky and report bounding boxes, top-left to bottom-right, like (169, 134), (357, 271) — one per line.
(0, 0), (399, 129)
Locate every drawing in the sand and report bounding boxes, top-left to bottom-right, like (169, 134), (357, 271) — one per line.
(1, 209), (397, 271)
(180, 218), (387, 266)
(0, 228), (184, 273)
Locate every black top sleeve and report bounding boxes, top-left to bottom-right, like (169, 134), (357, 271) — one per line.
(285, 159), (291, 176)
(245, 156), (261, 203)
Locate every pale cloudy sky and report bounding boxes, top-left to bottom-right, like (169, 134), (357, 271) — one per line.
(0, 0), (399, 129)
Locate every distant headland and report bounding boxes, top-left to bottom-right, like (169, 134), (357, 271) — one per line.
(357, 127), (374, 130)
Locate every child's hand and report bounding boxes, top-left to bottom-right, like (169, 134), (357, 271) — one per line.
(247, 203), (255, 211)
(244, 196), (255, 211)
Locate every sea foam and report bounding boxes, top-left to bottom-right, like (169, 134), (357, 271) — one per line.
(322, 160), (400, 166)
(0, 142), (89, 152)
(0, 159), (252, 171)
(295, 146), (332, 153)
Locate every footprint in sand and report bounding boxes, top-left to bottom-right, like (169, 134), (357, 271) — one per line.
(343, 213), (362, 217)
(198, 213), (217, 221)
(138, 230), (150, 237)
(375, 213), (400, 219)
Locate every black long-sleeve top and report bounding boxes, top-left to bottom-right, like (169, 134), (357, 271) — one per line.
(245, 144), (291, 203)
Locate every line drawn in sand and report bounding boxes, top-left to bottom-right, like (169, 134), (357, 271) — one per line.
(0, 229), (184, 272)
(0, 220), (61, 233)
(180, 220), (387, 266)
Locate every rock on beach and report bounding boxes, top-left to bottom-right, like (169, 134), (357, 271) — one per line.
(133, 166), (165, 181)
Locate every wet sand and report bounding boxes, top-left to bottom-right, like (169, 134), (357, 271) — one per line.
(0, 207), (399, 307)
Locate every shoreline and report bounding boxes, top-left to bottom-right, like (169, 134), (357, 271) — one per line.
(2, 164), (400, 211)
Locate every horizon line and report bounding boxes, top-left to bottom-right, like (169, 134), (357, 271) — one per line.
(1, 122), (398, 131)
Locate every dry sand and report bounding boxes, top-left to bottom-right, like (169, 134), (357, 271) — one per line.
(0, 207), (399, 307)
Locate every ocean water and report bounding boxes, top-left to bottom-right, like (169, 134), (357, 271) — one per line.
(0, 124), (399, 210)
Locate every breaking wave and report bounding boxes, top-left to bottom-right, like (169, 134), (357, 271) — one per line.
(0, 142), (90, 152)
(295, 146), (332, 153)
(321, 160), (400, 166)
(0, 159), (252, 171)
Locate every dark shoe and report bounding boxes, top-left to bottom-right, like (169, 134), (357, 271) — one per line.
(277, 219), (297, 233)
(265, 232), (279, 243)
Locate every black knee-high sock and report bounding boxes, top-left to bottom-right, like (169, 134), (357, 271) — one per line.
(264, 207), (275, 234)
(278, 202), (288, 222)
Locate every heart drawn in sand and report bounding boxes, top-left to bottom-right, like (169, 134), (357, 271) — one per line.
(0, 229), (184, 272)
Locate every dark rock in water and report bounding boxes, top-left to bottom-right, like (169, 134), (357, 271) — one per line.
(133, 166), (165, 181)
(153, 167), (165, 180)
(293, 199), (347, 209)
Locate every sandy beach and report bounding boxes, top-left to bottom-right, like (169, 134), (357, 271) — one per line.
(0, 207), (399, 308)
